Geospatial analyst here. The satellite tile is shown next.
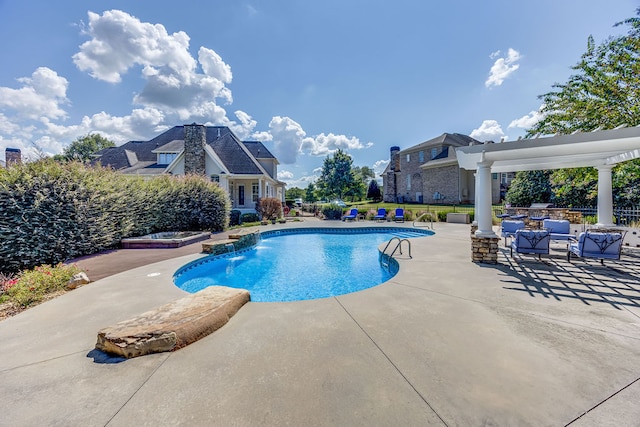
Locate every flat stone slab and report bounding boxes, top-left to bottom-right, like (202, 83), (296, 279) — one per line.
(202, 238), (236, 254)
(228, 227), (259, 240)
(96, 286), (250, 358)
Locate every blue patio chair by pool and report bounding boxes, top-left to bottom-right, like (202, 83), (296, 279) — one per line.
(342, 208), (358, 221)
(542, 219), (573, 242)
(394, 208), (405, 222)
(500, 220), (525, 245)
(373, 208), (386, 222)
(567, 231), (624, 264)
(510, 229), (550, 260)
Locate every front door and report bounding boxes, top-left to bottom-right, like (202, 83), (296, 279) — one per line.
(238, 185), (245, 206)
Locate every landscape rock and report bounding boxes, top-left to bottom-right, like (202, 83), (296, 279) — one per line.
(95, 286), (250, 358)
(66, 272), (90, 290)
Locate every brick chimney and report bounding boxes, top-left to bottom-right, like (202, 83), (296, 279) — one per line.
(5, 148), (21, 167)
(183, 124), (206, 175)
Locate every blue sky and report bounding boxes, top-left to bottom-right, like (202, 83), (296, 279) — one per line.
(0, 1), (636, 188)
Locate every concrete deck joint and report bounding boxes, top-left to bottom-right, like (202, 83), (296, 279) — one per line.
(334, 296), (450, 426)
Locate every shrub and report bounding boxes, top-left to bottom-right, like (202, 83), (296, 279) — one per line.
(322, 204), (343, 220)
(229, 210), (241, 226)
(240, 212), (260, 223)
(437, 210), (453, 222)
(0, 160), (230, 273)
(0, 263), (82, 308)
(256, 197), (283, 220)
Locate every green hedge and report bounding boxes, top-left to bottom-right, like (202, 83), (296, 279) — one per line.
(0, 160), (230, 273)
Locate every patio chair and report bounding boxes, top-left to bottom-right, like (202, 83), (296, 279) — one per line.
(542, 219), (573, 242)
(373, 208), (386, 222)
(342, 208), (358, 221)
(510, 229), (550, 260)
(394, 208), (405, 222)
(500, 220), (525, 246)
(567, 231), (624, 264)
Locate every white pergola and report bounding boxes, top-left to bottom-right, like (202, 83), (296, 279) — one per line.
(456, 126), (640, 238)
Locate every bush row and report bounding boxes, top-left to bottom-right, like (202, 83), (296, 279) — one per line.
(0, 160), (230, 273)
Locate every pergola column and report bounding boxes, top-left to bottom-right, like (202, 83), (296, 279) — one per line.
(596, 165), (615, 227)
(474, 159), (497, 238)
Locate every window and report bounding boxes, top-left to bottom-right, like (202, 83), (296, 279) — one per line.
(210, 174), (220, 183)
(158, 153), (177, 165)
(406, 153), (410, 162)
(419, 151), (424, 163)
(406, 174), (411, 191)
(430, 148), (438, 160)
(252, 182), (259, 202)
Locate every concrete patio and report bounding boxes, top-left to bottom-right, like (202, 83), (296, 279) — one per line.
(0, 221), (639, 426)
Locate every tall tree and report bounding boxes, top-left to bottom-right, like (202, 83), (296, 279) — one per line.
(285, 187), (304, 200)
(305, 182), (318, 203)
(505, 170), (552, 207)
(520, 9), (640, 207)
(56, 134), (115, 162)
(367, 179), (382, 202)
(527, 10), (640, 136)
(316, 149), (356, 200)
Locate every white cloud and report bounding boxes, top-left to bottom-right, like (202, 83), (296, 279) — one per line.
(0, 67), (69, 120)
(277, 170), (294, 180)
(74, 10), (196, 84)
(267, 116), (373, 164)
(73, 10), (233, 125)
(509, 107), (545, 129)
(485, 48), (521, 88)
(470, 120), (505, 142)
(268, 116), (307, 164)
(301, 132), (372, 157)
(372, 159), (389, 176)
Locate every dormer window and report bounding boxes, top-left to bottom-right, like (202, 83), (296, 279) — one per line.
(158, 153), (177, 165)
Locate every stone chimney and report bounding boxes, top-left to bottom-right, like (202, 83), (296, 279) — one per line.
(183, 123), (206, 175)
(5, 148), (21, 167)
(390, 146), (400, 171)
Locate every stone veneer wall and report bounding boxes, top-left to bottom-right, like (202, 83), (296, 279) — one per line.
(184, 124), (206, 175)
(5, 148), (21, 167)
(470, 224), (499, 264)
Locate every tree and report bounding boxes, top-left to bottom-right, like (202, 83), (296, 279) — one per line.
(527, 10), (640, 136)
(285, 187), (305, 200)
(367, 180), (382, 202)
(56, 134), (115, 162)
(305, 182), (318, 203)
(505, 170), (552, 207)
(316, 149), (356, 200)
(523, 9), (640, 207)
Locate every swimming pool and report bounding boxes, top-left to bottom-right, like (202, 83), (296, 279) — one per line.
(174, 227), (433, 302)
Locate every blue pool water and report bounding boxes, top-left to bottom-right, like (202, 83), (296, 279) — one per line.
(174, 227), (433, 302)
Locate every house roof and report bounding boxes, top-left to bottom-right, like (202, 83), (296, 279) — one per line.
(92, 126), (270, 176)
(242, 141), (276, 160)
(400, 133), (481, 154)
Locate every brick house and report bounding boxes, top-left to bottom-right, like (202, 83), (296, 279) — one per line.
(382, 133), (501, 204)
(93, 124), (285, 212)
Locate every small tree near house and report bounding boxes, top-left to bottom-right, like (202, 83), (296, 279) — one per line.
(256, 197), (283, 221)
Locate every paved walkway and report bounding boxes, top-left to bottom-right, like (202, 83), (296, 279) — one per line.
(1, 220), (639, 426)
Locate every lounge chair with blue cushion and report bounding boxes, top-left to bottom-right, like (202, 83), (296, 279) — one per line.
(510, 229), (550, 260)
(567, 231), (624, 264)
(500, 220), (525, 245)
(542, 219), (573, 242)
(342, 208), (358, 221)
(394, 208), (404, 222)
(373, 208), (386, 222)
